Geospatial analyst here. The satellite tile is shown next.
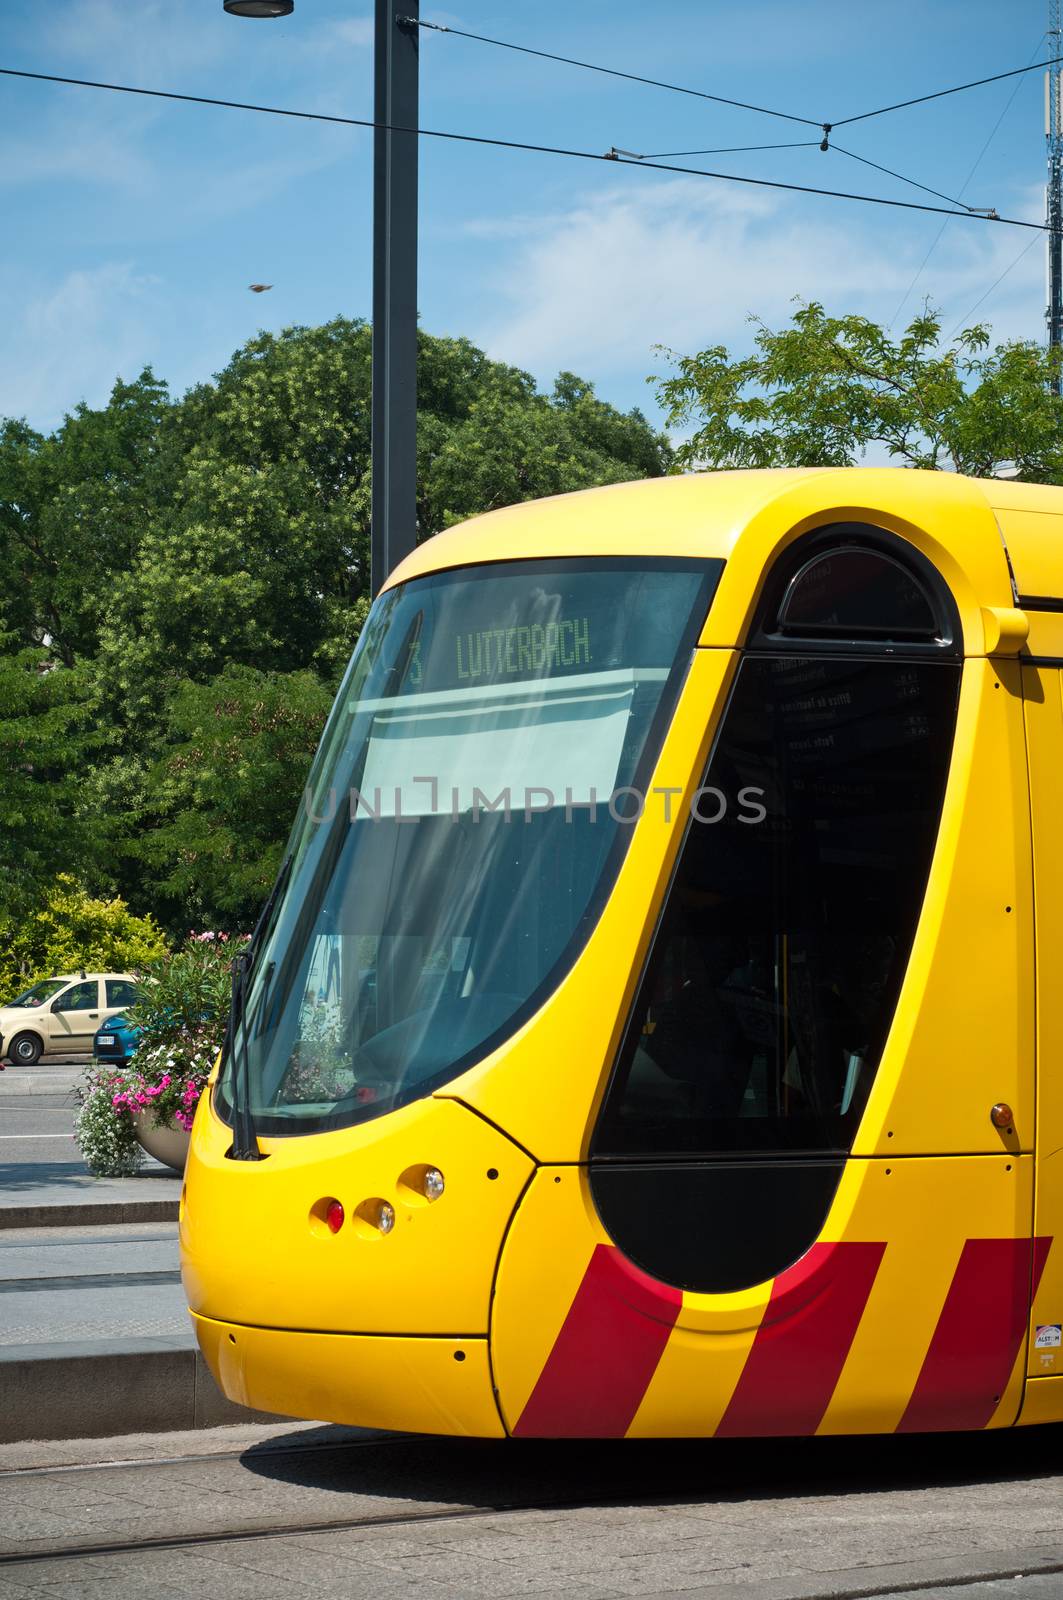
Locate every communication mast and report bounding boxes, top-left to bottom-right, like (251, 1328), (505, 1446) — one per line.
(1047, 0), (1063, 378)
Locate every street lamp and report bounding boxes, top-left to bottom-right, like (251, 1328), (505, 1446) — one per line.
(223, 0), (417, 596)
(223, 1), (294, 17)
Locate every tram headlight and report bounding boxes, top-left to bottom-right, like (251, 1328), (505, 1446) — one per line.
(398, 1163), (447, 1205)
(378, 1201), (395, 1234)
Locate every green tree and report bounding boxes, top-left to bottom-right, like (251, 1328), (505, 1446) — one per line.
(94, 322), (670, 717)
(134, 665), (335, 930)
(655, 303), (1063, 480)
(0, 638), (101, 918)
(0, 875), (168, 998)
(0, 373), (173, 665)
(0, 318), (671, 932)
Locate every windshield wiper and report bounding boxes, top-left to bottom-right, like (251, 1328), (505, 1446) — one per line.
(224, 854), (293, 1162)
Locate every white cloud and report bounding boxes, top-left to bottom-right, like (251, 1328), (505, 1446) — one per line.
(0, 264), (168, 431)
(468, 176), (1047, 390)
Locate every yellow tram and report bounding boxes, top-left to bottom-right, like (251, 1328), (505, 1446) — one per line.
(181, 466), (1063, 1438)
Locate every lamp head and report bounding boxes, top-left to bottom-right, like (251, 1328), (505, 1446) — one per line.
(224, 1), (294, 16)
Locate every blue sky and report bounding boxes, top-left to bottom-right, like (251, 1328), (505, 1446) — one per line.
(0, 0), (1053, 435)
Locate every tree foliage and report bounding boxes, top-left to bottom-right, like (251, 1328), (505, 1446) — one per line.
(655, 303), (1063, 481)
(0, 318), (670, 934)
(0, 641), (101, 920)
(0, 875), (167, 997)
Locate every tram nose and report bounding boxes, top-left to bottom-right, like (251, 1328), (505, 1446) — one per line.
(180, 1094), (534, 1339)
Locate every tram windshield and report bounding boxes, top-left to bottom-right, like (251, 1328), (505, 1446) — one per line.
(216, 557), (720, 1135)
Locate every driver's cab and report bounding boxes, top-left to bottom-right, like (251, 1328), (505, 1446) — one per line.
(0, 972), (140, 1065)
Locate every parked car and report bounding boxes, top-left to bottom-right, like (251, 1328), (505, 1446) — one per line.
(0, 973), (140, 1066)
(92, 1011), (142, 1068)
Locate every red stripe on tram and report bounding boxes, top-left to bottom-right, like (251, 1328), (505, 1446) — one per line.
(512, 1244), (681, 1438)
(897, 1236), (1052, 1434)
(715, 1240), (887, 1437)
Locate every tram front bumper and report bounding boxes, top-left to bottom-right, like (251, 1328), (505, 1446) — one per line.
(192, 1313), (504, 1437)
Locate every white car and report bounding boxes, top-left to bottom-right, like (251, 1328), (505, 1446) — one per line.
(0, 973), (140, 1066)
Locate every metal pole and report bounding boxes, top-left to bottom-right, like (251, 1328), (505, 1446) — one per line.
(1047, 0), (1062, 391)
(372, 0), (419, 594)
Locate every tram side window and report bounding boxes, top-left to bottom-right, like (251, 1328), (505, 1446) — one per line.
(594, 654), (960, 1158)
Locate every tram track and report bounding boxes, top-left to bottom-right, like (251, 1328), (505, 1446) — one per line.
(4, 1427), (1063, 1597)
(5, 1506), (1063, 1600)
(0, 1495), (591, 1570)
(6, 1481), (1063, 1600)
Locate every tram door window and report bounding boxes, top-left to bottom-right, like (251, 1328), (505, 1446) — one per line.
(592, 534), (961, 1293)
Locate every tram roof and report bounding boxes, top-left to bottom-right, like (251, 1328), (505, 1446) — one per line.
(386, 466), (1063, 632)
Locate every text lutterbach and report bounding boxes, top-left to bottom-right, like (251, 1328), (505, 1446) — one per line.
(456, 618), (592, 680)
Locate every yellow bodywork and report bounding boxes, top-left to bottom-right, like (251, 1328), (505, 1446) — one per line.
(183, 467), (1063, 1437)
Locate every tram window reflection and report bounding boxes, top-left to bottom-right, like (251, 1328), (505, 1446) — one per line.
(218, 557), (722, 1136)
(595, 653), (960, 1157)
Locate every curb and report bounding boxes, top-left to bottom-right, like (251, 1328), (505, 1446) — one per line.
(0, 1338), (282, 1443)
(0, 1200), (180, 1230)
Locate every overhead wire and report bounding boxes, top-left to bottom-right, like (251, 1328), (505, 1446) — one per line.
(615, 140), (820, 160)
(946, 235), (1041, 340)
(408, 14), (1055, 291)
(410, 16), (1062, 141)
(618, 135), (987, 220)
(406, 18), (822, 130)
(887, 32), (1048, 331)
(826, 141), (996, 216)
(833, 52), (1063, 126)
(0, 66), (1056, 238)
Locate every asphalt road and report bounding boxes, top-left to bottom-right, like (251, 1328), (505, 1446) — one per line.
(1, 1418), (1062, 1598)
(0, 1082), (179, 1206)
(0, 1095), (79, 1169)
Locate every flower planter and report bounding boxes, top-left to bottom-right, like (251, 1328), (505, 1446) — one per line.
(132, 1111), (190, 1173)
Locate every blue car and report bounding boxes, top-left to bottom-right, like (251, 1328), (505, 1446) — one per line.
(93, 1012), (141, 1067)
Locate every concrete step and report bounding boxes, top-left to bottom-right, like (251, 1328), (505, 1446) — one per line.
(0, 1222), (274, 1441)
(0, 1336), (279, 1442)
(0, 1197), (180, 1228)
(0, 1156), (182, 1230)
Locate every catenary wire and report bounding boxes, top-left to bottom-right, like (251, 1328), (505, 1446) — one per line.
(411, 16), (1061, 143)
(827, 141), (995, 214)
(623, 137), (983, 217)
(833, 53), (1063, 127)
(0, 66), (1057, 236)
(406, 18), (822, 129)
(946, 234), (1041, 340)
(620, 140), (820, 159)
(889, 32), (1047, 329)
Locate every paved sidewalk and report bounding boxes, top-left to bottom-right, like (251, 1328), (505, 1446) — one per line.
(0, 1163), (181, 1228)
(0, 1221), (186, 1344)
(0, 1070), (249, 1441)
(0, 1217), (273, 1442)
(0, 1065), (180, 1227)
